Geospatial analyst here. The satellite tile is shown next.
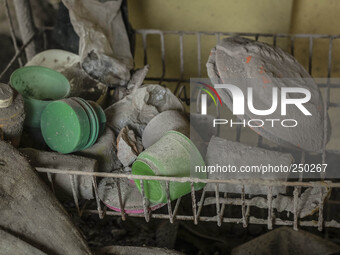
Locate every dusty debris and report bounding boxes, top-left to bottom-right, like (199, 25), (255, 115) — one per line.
(105, 84), (184, 137)
(20, 148), (96, 200)
(124, 166), (132, 172)
(98, 177), (165, 213)
(0, 141), (92, 255)
(111, 65), (151, 104)
(231, 227), (340, 255)
(273, 186), (331, 217)
(117, 126), (143, 167)
(82, 51), (131, 87)
(62, 0), (133, 87)
(110, 65), (150, 104)
(207, 36), (329, 152)
(142, 110), (190, 148)
(205, 136), (293, 195)
(203, 186), (331, 218)
(77, 127), (122, 172)
(127, 65), (150, 91)
(0, 83), (25, 147)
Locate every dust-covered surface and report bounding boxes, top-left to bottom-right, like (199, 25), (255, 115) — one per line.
(0, 228), (47, 255)
(231, 227), (340, 255)
(0, 141), (92, 255)
(76, 127), (122, 172)
(62, 62), (107, 102)
(206, 36), (328, 152)
(205, 136), (293, 194)
(105, 84), (184, 137)
(19, 147), (97, 200)
(116, 126), (143, 167)
(142, 110), (189, 149)
(98, 177), (165, 213)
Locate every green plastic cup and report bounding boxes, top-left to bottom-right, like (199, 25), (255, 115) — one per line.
(10, 66), (70, 128)
(132, 131), (206, 203)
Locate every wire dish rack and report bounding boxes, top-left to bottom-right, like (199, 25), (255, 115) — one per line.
(3, 27), (340, 233)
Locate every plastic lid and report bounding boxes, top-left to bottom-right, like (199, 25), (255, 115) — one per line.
(0, 83), (13, 108)
(41, 99), (90, 154)
(72, 97), (99, 149)
(88, 100), (106, 135)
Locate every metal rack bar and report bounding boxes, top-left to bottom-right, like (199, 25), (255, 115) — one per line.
(116, 178), (126, 221)
(0, 32), (36, 80)
(4, 0), (23, 66)
(35, 168), (340, 188)
(191, 183), (198, 225)
(197, 32), (201, 77)
(92, 176), (104, 219)
(140, 180), (150, 222)
(293, 187), (299, 230)
(241, 186), (247, 228)
(318, 187), (325, 231)
(309, 37), (313, 75)
(70, 175), (81, 216)
(135, 30), (340, 39)
(267, 186), (273, 230)
(166, 181), (174, 223)
(215, 183), (221, 226)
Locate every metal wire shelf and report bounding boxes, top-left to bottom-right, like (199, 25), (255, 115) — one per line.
(2, 25), (340, 232)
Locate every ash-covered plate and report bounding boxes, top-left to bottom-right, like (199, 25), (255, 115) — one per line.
(207, 37), (330, 152)
(98, 177), (165, 214)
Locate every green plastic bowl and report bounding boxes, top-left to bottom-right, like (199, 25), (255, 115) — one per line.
(41, 99), (90, 154)
(132, 131), (206, 203)
(10, 66), (70, 128)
